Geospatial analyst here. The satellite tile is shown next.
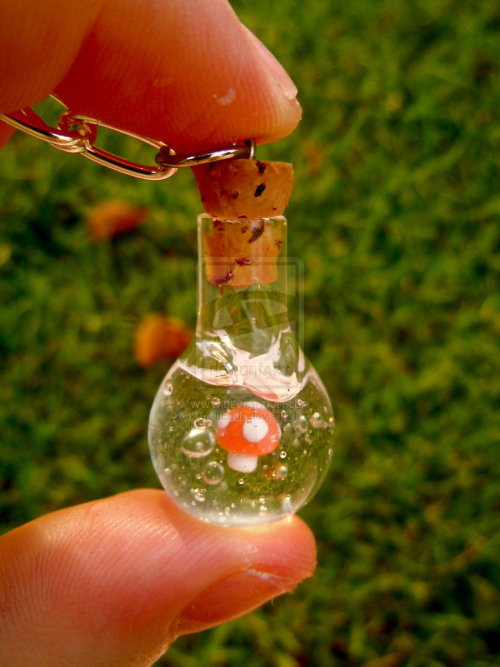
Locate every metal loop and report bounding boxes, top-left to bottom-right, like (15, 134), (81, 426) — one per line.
(60, 112), (178, 180)
(156, 140), (255, 168)
(2, 107), (85, 154)
(0, 97), (255, 180)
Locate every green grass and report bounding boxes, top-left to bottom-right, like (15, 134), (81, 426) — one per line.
(1, 0), (499, 664)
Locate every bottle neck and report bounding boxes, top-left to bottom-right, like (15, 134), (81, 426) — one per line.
(196, 215), (289, 346)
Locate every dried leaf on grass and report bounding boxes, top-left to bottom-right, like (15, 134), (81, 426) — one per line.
(134, 314), (192, 367)
(86, 199), (148, 240)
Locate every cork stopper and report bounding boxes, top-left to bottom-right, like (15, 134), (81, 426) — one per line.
(201, 218), (284, 288)
(193, 158), (292, 288)
(192, 159), (294, 219)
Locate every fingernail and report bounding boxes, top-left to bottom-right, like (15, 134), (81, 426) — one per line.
(176, 569), (296, 635)
(243, 27), (299, 100)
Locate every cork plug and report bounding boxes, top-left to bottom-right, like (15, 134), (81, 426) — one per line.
(192, 158), (293, 289)
(201, 218), (284, 288)
(192, 159), (294, 220)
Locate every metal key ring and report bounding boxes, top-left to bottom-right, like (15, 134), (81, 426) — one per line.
(0, 96), (255, 181)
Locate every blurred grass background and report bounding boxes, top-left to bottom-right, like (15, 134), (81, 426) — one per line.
(1, 0), (499, 664)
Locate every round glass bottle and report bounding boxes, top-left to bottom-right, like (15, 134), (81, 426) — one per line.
(148, 214), (334, 526)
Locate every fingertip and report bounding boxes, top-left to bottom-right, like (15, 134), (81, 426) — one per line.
(1, 0), (300, 152)
(242, 26), (298, 102)
(0, 0), (102, 112)
(0, 490), (316, 665)
(150, 492), (317, 637)
(54, 0), (301, 151)
(128, 489), (317, 586)
(149, 489), (317, 584)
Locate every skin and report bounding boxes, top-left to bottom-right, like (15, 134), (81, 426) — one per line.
(0, 491), (315, 665)
(0, 0), (301, 151)
(0, 1), (313, 665)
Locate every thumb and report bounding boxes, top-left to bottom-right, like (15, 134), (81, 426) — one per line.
(0, 0), (301, 152)
(0, 489), (316, 666)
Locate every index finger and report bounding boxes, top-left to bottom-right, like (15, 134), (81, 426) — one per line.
(0, 0), (301, 152)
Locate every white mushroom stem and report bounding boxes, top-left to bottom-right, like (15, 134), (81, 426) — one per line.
(227, 453), (258, 473)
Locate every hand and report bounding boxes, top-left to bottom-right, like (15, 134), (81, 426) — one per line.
(0, 0), (301, 151)
(0, 2), (312, 665)
(0, 491), (315, 665)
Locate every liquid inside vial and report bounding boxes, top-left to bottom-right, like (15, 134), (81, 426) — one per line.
(149, 349), (334, 526)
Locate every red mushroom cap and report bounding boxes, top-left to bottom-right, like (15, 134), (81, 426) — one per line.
(215, 402), (281, 457)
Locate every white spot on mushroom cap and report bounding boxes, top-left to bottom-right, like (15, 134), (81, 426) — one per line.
(242, 417), (269, 443)
(217, 413), (231, 429)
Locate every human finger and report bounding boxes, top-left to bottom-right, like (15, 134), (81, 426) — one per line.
(0, 489), (316, 666)
(0, 0), (301, 152)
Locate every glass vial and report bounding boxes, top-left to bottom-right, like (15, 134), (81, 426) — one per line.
(148, 215), (334, 526)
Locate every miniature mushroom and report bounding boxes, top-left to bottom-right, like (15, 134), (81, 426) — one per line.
(215, 401), (281, 473)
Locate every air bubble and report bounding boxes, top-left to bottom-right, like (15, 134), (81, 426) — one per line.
(211, 397), (221, 406)
(279, 451), (287, 459)
(163, 383), (173, 396)
(295, 415), (308, 433)
(310, 412), (324, 429)
(181, 428), (215, 458)
(265, 464), (288, 481)
(194, 417), (209, 429)
(202, 461), (224, 486)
